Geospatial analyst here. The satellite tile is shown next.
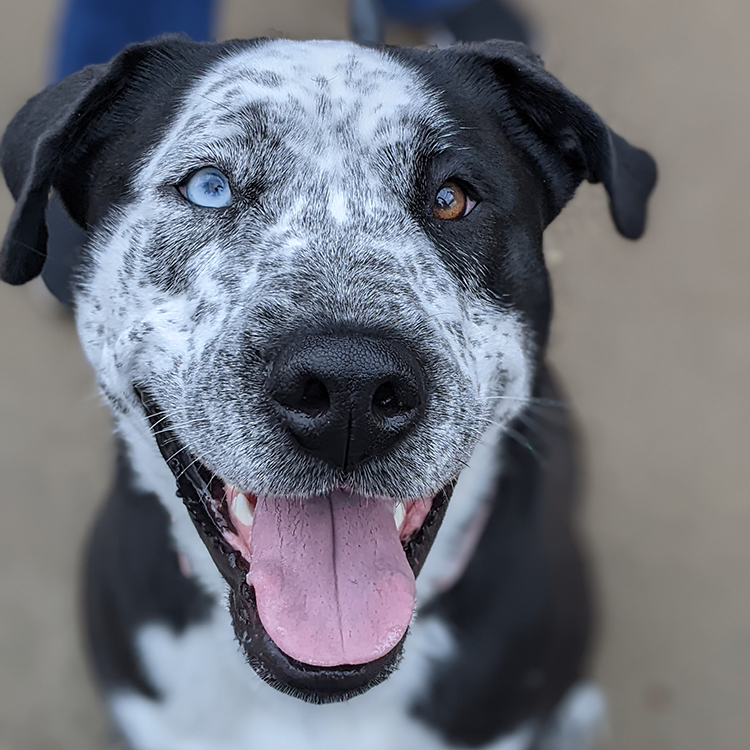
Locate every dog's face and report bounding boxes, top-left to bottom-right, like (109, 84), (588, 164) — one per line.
(0, 38), (655, 702)
(84, 40), (537, 501)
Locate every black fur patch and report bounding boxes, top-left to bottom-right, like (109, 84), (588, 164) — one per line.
(414, 369), (591, 746)
(85, 442), (213, 698)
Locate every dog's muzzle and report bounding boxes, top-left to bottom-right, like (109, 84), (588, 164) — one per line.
(134, 332), (455, 702)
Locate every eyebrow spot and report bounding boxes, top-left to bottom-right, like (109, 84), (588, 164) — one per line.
(328, 191), (348, 223)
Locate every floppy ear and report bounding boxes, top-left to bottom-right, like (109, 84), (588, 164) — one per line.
(461, 40), (657, 239)
(0, 36), (195, 285)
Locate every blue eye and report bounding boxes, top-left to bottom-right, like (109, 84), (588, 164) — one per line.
(182, 167), (232, 208)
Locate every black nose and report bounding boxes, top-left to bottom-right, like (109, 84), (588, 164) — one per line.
(268, 333), (425, 470)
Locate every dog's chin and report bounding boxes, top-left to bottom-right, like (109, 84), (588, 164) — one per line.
(228, 584), (407, 703)
(136, 388), (454, 703)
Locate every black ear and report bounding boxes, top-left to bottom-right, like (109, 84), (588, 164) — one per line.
(460, 40), (657, 239)
(0, 36), (196, 285)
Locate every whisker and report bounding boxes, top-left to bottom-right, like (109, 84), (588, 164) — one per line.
(524, 402), (569, 426)
(148, 412), (175, 429)
(151, 417), (210, 437)
(161, 439), (193, 456)
(482, 395), (564, 408)
(504, 426), (547, 467)
(470, 414), (548, 467)
(176, 456), (202, 481)
(517, 410), (550, 438)
(198, 91), (237, 116)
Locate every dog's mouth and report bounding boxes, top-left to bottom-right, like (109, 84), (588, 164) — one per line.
(136, 388), (453, 702)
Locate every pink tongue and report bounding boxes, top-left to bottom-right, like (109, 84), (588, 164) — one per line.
(249, 490), (416, 667)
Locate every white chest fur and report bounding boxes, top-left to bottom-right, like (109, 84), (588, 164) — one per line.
(112, 608), (459, 750)
(110, 603), (605, 750)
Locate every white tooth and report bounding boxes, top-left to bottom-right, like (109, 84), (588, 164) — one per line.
(393, 503), (406, 530)
(232, 493), (254, 527)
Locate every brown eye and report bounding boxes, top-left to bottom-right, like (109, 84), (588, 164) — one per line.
(432, 181), (476, 220)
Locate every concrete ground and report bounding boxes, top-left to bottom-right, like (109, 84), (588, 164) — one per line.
(0, 0), (748, 748)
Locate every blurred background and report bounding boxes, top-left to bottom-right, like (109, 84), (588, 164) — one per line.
(0, 0), (748, 748)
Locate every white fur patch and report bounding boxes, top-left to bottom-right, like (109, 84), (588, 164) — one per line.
(537, 683), (608, 750)
(114, 616), (606, 750)
(417, 422), (504, 603)
(112, 613), (458, 750)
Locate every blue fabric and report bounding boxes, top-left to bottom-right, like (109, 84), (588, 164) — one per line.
(53, 0), (477, 82)
(379, 0), (476, 23)
(54, 0), (214, 80)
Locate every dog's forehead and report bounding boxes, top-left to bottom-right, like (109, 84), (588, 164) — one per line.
(140, 40), (448, 187)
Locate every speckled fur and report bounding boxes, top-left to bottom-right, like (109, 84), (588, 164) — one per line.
(76, 40), (533, 515)
(70, 40), (567, 750)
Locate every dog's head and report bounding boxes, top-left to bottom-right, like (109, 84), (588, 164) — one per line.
(0, 37), (655, 702)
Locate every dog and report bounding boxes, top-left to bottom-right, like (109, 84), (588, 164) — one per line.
(0, 36), (656, 750)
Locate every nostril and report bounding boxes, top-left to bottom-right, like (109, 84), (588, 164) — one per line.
(300, 377), (330, 417)
(372, 381), (417, 419)
(270, 370), (330, 419)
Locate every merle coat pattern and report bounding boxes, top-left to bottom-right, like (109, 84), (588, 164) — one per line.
(0, 36), (655, 750)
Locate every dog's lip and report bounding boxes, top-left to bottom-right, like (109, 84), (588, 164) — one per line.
(134, 387), (454, 698)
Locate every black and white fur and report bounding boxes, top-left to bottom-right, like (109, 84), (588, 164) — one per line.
(0, 36), (655, 750)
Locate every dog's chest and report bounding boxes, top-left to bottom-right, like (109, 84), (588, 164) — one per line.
(110, 609), (469, 750)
